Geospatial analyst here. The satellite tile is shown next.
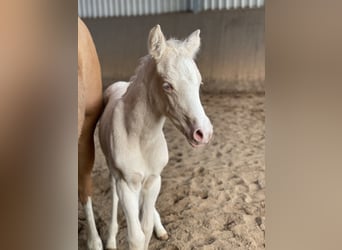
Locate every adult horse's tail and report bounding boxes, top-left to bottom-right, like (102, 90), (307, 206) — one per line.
(103, 81), (130, 104)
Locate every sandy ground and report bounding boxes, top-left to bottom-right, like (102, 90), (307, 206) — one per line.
(78, 93), (265, 250)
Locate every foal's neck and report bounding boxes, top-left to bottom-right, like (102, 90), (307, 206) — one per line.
(123, 56), (165, 138)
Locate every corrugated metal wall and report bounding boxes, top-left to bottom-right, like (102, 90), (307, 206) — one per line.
(84, 8), (265, 92)
(78, 0), (264, 18)
(191, 0), (264, 11)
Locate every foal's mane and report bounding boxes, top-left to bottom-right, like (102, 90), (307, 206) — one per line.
(129, 55), (153, 84)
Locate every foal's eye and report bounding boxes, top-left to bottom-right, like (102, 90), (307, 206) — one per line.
(162, 82), (173, 92)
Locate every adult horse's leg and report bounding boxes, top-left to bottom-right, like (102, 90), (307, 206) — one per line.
(141, 175), (162, 250)
(79, 116), (103, 250)
(116, 176), (145, 250)
(106, 176), (119, 250)
(78, 16), (103, 250)
(78, 74), (85, 140)
(153, 207), (168, 240)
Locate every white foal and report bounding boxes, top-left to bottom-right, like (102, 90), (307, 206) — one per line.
(99, 25), (213, 250)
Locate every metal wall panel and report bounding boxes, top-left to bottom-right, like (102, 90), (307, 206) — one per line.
(79, 0), (264, 18)
(84, 8), (265, 92)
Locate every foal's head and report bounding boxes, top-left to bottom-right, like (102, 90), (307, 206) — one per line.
(148, 25), (213, 147)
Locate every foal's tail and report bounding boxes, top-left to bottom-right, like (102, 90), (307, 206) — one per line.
(103, 81), (130, 105)
(103, 84), (116, 104)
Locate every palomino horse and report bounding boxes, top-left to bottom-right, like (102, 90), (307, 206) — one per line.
(78, 17), (103, 250)
(99, 25), (213, 250)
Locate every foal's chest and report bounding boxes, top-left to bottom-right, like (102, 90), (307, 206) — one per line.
(138, 137), (169, 173)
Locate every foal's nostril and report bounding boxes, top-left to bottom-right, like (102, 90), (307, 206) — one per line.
(194, 129), (204, 142)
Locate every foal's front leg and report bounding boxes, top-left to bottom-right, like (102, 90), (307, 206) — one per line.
(141, 175), (162, 250)
(116, 175), (145, 250)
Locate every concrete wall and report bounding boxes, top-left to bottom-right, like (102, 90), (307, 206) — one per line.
(84, 8), (264, 93)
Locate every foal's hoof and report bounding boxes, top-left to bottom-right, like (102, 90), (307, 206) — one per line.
(157, 233), (169, 241)
(105, 241), (117, 250)
(87, 237), (103, 250)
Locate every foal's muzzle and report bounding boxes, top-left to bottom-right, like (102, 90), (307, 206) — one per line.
(188, 117), (213, 147)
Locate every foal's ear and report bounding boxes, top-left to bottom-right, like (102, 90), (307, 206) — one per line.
(184, 29), (201, 58)
(148, 24), (166, 60)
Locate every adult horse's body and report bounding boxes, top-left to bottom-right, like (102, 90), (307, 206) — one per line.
(99, 25), (213, 250)
(78, 17), (103, 250)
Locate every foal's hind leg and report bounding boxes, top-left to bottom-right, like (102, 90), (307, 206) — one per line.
(106, 176), (119, 250)
(79, 117), (103, 250)
(152, 175), (168, 240)
(153, 208), (168, 240)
